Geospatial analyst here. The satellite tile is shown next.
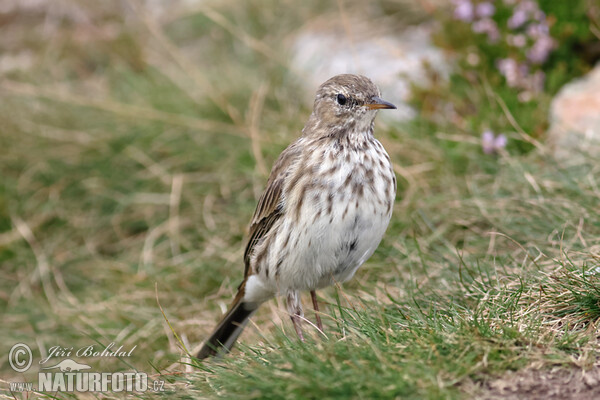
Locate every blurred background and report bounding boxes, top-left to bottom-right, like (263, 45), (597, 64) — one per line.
(1, 0), (599, 398)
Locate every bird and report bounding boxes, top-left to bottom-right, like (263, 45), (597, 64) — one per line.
(197, 74), (397, 359)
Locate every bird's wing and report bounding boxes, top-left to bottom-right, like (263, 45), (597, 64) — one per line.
(242, 140), (303, 278)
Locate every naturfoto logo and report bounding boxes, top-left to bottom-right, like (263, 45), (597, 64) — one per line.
(8, 343), (163, 394)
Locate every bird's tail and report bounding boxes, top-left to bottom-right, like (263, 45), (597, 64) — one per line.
(197, 289), (258, 359)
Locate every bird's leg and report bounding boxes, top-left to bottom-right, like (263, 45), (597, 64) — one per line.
(291, 314), (304, 342)
(286, 291), (304, 341)
(310, 290), (323, 332)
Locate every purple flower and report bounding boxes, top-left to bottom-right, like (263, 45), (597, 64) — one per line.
(533, 9), (546, 22)
(526, 23), (549, 39)
(453, 0), (474, 21)
(527, 35), (554, 64)
(495, 134), (507, 149)
(496, 57), (546, 93)
(450, 0), (554, 95)
(482, 130), (494, 140)
(508, 0), (546, 30)
(482, 131), (507, 154)
(507, 34), (527, 48)
(497, 58), (520, 87)
(519, 0), (539, 14)
(508, 9), (528, 29)
(476, 2), (495, 18)
(472, 18), (500, 42)
(518, 62), (530, 77)
(497, 58), (532, 89)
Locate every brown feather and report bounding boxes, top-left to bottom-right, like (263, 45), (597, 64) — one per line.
(242, 141), (303, 277)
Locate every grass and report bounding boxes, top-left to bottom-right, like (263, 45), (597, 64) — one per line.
(1, 0), (599, 399)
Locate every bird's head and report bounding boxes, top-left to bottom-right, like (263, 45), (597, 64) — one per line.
(309, 74), (396, 136)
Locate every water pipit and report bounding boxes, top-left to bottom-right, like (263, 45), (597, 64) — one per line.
(198, 74), (396, 359)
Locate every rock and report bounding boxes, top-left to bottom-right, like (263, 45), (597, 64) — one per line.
(548, 63), (600, 159)
(292, 21), (449, 122)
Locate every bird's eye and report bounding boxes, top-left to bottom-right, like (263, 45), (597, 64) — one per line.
(336, 93), (347, 105)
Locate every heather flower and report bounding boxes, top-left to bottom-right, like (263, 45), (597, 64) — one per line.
(453, 0), (474, 21)
(476, 2), (495, 18)
(497, 58), (520, 87)
(495, 134), (507, 149)
(449, 0), (554, 95)
(533, 9), (546, 22)
(526, 23), (549, 39)
(508, 9), (528, 29)
(472, 18), (500, 42)
(482, 131), (507, 154)
(507, 34), (527, 48)
(508, 0), (544, 29)
(519, 0), (538, 14)
(527, 35), (555, 64)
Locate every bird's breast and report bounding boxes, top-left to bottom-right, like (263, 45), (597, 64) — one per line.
(256, 137), (396, 293)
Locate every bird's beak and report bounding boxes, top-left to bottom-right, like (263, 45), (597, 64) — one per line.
(366, 96), (397, 110)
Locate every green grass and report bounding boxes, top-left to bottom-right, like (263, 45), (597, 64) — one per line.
(1, 1), (599, 399)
